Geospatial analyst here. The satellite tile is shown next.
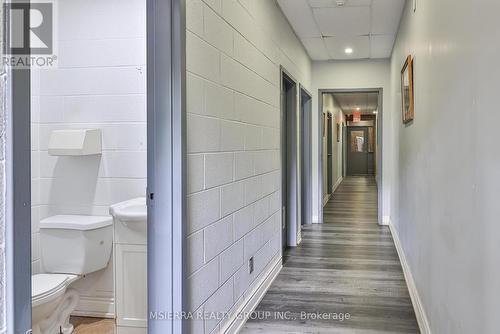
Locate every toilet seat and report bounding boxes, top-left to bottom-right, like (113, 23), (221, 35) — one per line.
(32, 274), (78, 308)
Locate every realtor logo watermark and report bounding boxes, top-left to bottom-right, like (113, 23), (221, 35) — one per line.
(3, 1), (58, 68)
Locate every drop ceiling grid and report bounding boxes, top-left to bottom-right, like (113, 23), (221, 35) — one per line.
(277, 0), (405, 60)
(333, 92), (379, 114)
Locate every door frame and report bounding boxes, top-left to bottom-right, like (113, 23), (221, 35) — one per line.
(326, 112), (333, 194)
(317, 88), (383, 225)
(346, 126), (370, 176)
(5, 0), (186, 333)
(5, 38), (32, 334)
(342, 123), (347, 178)
(280, 66), (299, 250)
(299, 85), (312, 226)
(147, 0), (186, 333)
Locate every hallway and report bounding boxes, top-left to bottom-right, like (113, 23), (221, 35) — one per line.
(241, 177), (419, 333)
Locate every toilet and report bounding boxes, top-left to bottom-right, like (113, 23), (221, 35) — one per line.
(32, 215), (113, 334)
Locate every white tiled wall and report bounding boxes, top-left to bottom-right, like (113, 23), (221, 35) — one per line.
(186, 0), (311, 332)
(31, 0), (146, 315)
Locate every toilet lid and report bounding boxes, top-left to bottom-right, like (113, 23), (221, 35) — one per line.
(32, 274), (78, 307)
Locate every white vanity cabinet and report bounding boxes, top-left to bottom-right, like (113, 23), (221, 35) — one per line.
(110, 198), (147, 334)
(115, 244), (147, 330)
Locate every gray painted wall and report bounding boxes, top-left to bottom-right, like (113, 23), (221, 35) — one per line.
(390, 1), (500, 333)
(0, 1), (7, 334)
(0, 0), (6, 331)
(321, 93), (343, 202)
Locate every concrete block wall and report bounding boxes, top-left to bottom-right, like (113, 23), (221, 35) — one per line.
(186, 0), (311, 333)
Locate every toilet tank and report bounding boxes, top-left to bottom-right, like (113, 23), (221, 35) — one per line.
(40, 215), (113, 275)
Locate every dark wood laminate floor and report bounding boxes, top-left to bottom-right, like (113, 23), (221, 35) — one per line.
(241, 176), (419, 334)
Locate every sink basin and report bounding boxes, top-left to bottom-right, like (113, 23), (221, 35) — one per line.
(109, 197), (146, 223)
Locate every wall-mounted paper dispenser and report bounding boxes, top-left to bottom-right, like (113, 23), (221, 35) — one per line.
(48, 129), (102, 156)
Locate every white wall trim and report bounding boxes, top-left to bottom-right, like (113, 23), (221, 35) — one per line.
(332, 176), (343, 193)
(322, 177), (342, 210)
(116, 326), (146, 334)
(382, 215), (391, 226)
(72, 296), (115, 319)
(312, 215), (319, 224)
(389, 224), (431, 334)
(223, 256), (282, 334)
(322, 194), (330, 207)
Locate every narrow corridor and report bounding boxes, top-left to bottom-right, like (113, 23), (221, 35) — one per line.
(241, 177), (419, 333)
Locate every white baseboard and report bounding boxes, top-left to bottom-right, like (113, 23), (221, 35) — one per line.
(332, 176), (343, 193)
(322, 194), (330, 207)
(389, 224), (431, 334)
(223, 256), (282, 334)
(382, 215), (391, 226)
(116, 326), (146, 334)
(322, 178), (342, 209)
(72, 296), (115, 319)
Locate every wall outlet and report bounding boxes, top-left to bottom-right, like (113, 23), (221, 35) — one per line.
(248, 257), (254, 274)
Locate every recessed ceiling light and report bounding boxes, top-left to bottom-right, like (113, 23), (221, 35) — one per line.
(345, 47), (353, 54)
(356, 107), (360, 111)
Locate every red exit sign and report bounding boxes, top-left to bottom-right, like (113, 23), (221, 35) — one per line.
(353, 111), (361, 122)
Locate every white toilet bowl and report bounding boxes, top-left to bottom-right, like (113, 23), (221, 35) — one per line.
(32, 274), (79, 334)
(32, 215), (113, 334)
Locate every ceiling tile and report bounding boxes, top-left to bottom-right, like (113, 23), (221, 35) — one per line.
(324, 35), (370, 59)
(277, 0), (322, 38)
(371, 0), (405, 35)
(370, 34), (395, 58)
(279, 0), (405, 60)
(313, 6), (371, 37)
(334, 92), (378, 113)
(301, 38), (330, 60)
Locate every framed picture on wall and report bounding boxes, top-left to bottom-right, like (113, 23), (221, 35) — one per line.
(401, 55), (414, 124)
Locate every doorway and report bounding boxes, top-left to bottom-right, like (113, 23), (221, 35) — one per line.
(281, 68), (298, 252)
(347, 126), (371, 175)
(326, 113), (333, 193)
(5, 0), (186, 333)
(300, 87), (312, 226)
(318, 89), (383, 225)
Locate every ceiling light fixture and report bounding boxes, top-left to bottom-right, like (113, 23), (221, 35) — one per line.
(345, 47), (353, 54)
(356, 107), (360, 111)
